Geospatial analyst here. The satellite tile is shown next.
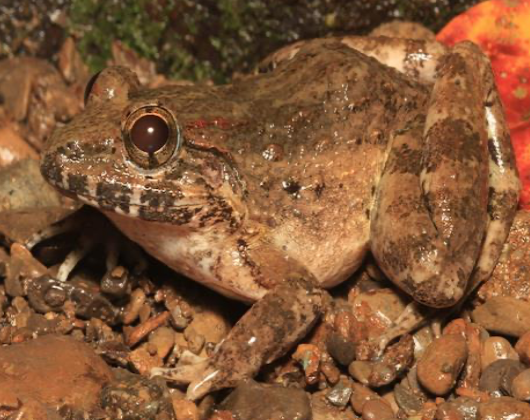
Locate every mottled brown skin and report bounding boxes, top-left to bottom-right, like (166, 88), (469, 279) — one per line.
(41, 37), (520, 399)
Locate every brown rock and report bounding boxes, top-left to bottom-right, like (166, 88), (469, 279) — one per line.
(220, 379), (311, 420)
(479, 359), (526, 397)
(310, 390), (357, 419)
(471, 296), (530, 337)
(510, 368), (530, 401)
(477, 396), (530, 418)
(417, 334), (468, 396)
(515, 330), (530, 364)
(0, 334), (113, 414)
(362, 398), (396, 420)
(481, 336), (519, 370)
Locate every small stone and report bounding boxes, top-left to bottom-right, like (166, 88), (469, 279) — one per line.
(510, 368), (530, 401)
(515, 330), (530, 364)
(471, 297), (530, 337)
(481, 336), (519, 370)
(293, 343), (321, 385)
(361, 398), (396, 420)
(348, 360), (372, 385)
(185, 309), (231, 345)
(478, 396), (530, 418)
(327, 332), (356, 366)
(220, 379), (311, 420)
(326, 378), (353, 407)
(183, 327), (205, 355)
(435, 397), (480, 420)
(101, 369), (174, 419)
(349, 382), (381, 415)
(172, 397), (199, 420)
(0, 335), (113, 413)
(122, 288), (146, 325)
(479, 359), (526, 397)
(128, 345), (163, 375)
(311, 390), (357, 420)
(149, 326), (175, 359)
(417, 334), (468, 396)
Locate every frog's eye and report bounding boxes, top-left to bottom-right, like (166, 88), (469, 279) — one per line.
(123, 106), (181, 169)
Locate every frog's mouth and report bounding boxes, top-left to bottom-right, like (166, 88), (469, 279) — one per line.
(48, 178), (215, 226)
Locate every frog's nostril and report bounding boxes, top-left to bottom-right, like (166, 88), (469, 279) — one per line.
(130, 114), (169, 153)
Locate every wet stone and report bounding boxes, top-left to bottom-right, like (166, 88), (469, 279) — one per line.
(417, 333), (468, 396)
(393, 381), (425, 415)
(100, 266), (131, 298)
(325, 378), (353, 407)
(435, 396), (479, 420)
(479, 359), (526, 397)
(362, 398), (396, 420)
(0, 334), (113, 415)
(327, 331), (356, 366)
(27, 275), (120, 325)
(477, 396), (530, 419)
(310, 390), (358, 420)
(220, 379), (311, 420)
(100, 368), (174, 420)
(481, 336), (519, 369)
(514, 331), (530, 364)
(471, 297), (530, 337)
(509, 368), (530, 401)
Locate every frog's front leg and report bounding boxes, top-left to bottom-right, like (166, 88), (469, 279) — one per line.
(152, 275), (329, 400)
(371, 42), (519, 308)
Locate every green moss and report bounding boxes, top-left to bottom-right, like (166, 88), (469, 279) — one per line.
(67, 0), (482, 83)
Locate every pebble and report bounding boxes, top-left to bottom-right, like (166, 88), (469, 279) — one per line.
(184, 309), (231, 345)
(481, 336), (519, 370)
(361, 398), (396, 420)
(220, 379), (311, 420)
(435, 396), (479, 420)
(0, 334), (113, 415)
(477, 396), (530, 418)
(510, 368), (530, 401)
(148, 326), (175, 359)
(349, 382), (387, 415)
(326, 377), (353, 407)
(471, 297), (530, 337)
(417, 333), (468, 395)
(311, 390), (357, 419)
(327, 332), (356, 366)
(128, 345), (163, 375)
(514, 330), (530, 364)
(479, 359), (526, 397)
(172, 397), (200, 420)
(293, 343), (321, 385)
(122, 288), (146, 325)
(101, 368), (174, 419)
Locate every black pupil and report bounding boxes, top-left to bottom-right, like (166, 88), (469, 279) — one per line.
(130, 114), (169, 154)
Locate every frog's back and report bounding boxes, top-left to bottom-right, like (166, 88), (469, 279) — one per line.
(228, 39), (431, 287)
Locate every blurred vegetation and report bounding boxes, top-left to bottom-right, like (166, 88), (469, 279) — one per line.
(1, 0), (482, 83)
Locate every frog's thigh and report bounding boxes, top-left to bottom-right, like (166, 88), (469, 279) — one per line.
(466, 52), (520, 292)
(371, 43), (492, 308)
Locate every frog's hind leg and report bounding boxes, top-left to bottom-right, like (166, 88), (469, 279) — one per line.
(371, 42), (501, 309)
(465, 61), (520, 294)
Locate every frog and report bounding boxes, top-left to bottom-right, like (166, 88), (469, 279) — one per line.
(40, 36), (520, 400)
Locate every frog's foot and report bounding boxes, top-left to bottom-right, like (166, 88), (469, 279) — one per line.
(27, 209), (147, 282)
(155, 276), (329, 400)
(151, 351), (214, 400)
(152, 350), (249, 401)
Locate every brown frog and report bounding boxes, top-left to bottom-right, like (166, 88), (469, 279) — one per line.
(40, 37), (520, 399)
